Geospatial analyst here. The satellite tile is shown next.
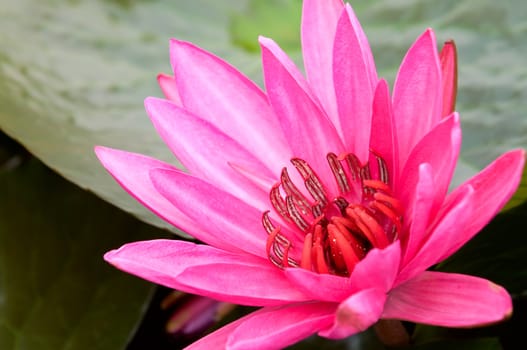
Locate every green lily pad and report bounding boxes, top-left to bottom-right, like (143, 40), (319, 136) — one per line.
(0, 156), (167, 349)
(0, 0), (525, 235)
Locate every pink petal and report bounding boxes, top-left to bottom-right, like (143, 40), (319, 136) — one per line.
(396, 185), (474, 285)
(398, 113), (461, 219)
(284, 269), (352, 303)
(150, 168), (267, 258)
(333, 4), (377, 162)
(384, 271), (512, 327)
(105, 240), (309, 306)
(260, 36), (344, 193)
(400, 163), (435, 265)
(284, 239), (400, 304)
(227, 303), (337, 350)
(169, 39), (290, 173)
(301, 0), (344, 129)
(145, 97), (273, 207)
(370, 79), (398, 186)
(348, 241), (401, 293)
(439, 40), (458, 117)
(393, 29), (442, 167)
(443, 149), (525, 250)
(319, 288), (386, 339)
(157, 73), (182, 105)
(184, 315), (247, 350)
(94, 146), (197, 236)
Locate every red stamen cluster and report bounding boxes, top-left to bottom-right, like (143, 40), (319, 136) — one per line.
(262, 152), (402, 277)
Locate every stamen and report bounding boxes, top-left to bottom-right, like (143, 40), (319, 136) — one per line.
(363, 179), (391, 193)
(280, 168), (310, 213)
(286, 196), (309, 231)
(291, 158), (329, 206)
(269, 185), (289, 222)
(327, 153), (350, 193)
(327, 224), (347, 272)
(374, 192), (404, 214)
(345, 206), (378, 247)
(354, 206), (390, 248)
(300, 233), (313, 270)
(331, 224), (360, 274)
(342, 153), (362, 181)
(262, 150), (403, 277)
(314, 243), (329, 274)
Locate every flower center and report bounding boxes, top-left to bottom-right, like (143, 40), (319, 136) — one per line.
(262, 152), (402, 277)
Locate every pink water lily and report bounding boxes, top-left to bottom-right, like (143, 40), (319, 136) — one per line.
(96, 0), (525, 348)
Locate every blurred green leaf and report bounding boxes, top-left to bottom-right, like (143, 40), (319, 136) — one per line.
(0, 0), (526, 233)
(437, 200), (527, 295)
(0, 158), (167, 350)
(0, 0), (256, 234)
(230, 0), (302, 53)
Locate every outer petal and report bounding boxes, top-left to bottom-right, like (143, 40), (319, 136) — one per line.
(398, 113), (461, 219)
(442, 149), (525, 252)
(400, 163), (435, 265)
(370, 79), (398, 186)
(227, 303), (337, 350)
(260, 36), (344, 193)
(94, 147), (198, 235)
(157, 73), (182, 105)
(301, 0), (343, 127)
(150, 168), (267, 257)
(333, 4), (377, 162)
(439, 40), (458, 117)
(384, 271), (512, 327)
(145, 97), (273, 207)
(396, 185), (473, 285)
(319, 288), (387, 339)
(393, 29), (442, 168)
(169, 39), (290, 173)
(105, 240), (310, 306)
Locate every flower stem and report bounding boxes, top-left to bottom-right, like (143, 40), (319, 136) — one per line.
(373, 319), (410, 347)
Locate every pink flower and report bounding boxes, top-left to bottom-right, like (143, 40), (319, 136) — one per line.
(96, 1), (525, 349)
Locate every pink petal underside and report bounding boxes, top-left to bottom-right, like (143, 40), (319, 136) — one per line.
(370, 79), (398, 187)
(319, 288), (387, 339)
(398, 113), (461, 221)
(439, 40), (458, 117)
(384, 271), (512, 327)
(94, 146), (206, 237)
(104, 240), (309, 306)
(301, 0), (344, 130)
(333, 4), (378, 163)
(260, 36), (345, 196)
(145, 97), (273, 208)
(227, 303), (337, 350)
(433, 149), (526, 263)
(157, 73), (182, 105)
(392, 29), (442, 169)
(150, 168), (267, 258)
(400, 163), (435, 266)
(396, 185), (474, 285)
(169, 39), (291, 173)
